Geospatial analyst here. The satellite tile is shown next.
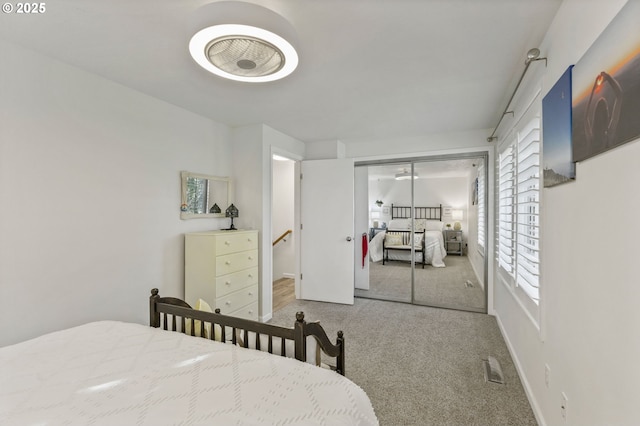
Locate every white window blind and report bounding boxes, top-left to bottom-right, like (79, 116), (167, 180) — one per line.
(498, 143), (515, 275)
(516, 117), (540, 303)
(497, 109), (541, 306)
(477, 160), (486, 251)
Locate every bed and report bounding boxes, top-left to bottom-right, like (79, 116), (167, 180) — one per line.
(370, 204), (447, 268)
(0, 289), (378, 425)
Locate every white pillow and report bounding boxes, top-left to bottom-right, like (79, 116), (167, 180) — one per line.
(424, 221), (444, 231)
(185, 298), (225, 341)
(388, 219), (410, 230)
(385, 232), (403, 246)
(413, 219), (426, 231)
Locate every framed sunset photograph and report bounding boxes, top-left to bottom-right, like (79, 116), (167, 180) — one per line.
(572, 0), (640, 162)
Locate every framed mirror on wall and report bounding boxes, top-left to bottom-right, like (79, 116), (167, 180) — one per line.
(180, 171), (232, 219)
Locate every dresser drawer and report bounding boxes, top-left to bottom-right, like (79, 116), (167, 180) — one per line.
(215, 249), (258, 276)
(229, 301), (259, 321)
(215, 232), (258, 256)
(216, 286), (258, 315)
(215, 267), (258, 297)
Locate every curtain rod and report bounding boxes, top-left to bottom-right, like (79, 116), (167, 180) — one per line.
(486, 48), (547, 143)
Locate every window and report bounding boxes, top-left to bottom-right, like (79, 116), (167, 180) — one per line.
(477, 160), (486, 252)
(497, 97), (541, 317)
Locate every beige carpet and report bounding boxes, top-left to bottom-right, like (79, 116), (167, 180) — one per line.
(356, 255), (485, 312)
(270, 298), (537, 426)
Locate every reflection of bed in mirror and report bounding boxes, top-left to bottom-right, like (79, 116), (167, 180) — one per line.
(369, 204), (447, 267)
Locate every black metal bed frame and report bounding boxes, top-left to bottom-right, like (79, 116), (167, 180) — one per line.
(149, 288), (345, 375)
(391, 204), (442, 221)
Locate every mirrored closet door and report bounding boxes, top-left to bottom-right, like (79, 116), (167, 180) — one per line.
(354, 154), (488, 314)
(356, 161), (413, 303)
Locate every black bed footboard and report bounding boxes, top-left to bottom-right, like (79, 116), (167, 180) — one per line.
(149, 288), (345, 375)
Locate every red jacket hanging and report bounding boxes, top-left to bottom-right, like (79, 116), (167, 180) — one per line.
(362, 233), (368, 268)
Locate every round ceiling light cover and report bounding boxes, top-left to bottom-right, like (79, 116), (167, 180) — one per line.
(189, 24), (298, 82)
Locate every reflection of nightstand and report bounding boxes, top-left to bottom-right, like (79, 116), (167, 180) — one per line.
(369, 227), (385, 241)
(444, 230), (463, 255)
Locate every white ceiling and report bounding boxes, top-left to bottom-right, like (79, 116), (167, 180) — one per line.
(0, 0), (562, 144)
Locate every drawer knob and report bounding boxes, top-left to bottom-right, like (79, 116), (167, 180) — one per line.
(248, 274), (253, 278)
(225, 301), (231, 306)
(225, 261), (231, 265)
(248, 310), (253, 315)
(248, 292), (253, 296)
(225, 281), (231, 285)
(248, 256), (253, 260)
(225, 241), (231, 245)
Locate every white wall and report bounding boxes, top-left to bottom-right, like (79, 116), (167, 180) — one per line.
(369, 176), (470, 239)
(0, 40), (233, 347)
(272, 159), (295, 280)
(345, 130), (490, 159)
(493, 1), (640, 425)
(306, 139), (346, 159)
(231, 124), (305, 322)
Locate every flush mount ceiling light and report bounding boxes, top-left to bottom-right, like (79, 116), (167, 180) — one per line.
(395, 170), (419, 180)
(189, 24), (298, 83)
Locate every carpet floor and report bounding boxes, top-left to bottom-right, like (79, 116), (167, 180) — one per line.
(270, 298), (537, 426)
(356, 256), (485, 312)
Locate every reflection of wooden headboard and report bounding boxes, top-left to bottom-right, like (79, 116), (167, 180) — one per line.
(391, 204), (442, 221)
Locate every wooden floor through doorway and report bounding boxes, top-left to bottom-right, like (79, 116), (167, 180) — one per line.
(273, 277), (295, 312)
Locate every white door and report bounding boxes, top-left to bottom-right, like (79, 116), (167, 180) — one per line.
(300, 158), (354, 304)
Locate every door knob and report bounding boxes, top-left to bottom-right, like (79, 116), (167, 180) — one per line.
(346, 236), (352, 241)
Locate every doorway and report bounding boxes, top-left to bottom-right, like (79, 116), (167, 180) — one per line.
(355, 153), (488, 313)
(271, 154), (296, 312)
(272, 156), (357, 312)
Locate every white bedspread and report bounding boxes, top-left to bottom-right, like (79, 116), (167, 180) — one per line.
(369, 230), (447, 267)
(0, 321), (378, 425)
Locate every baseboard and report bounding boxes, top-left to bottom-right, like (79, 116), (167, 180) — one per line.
(494, 312), (546, 426)
(469, 257), (484, 291)
(261, 312), (273, 323)
(282, 273), (295, 279)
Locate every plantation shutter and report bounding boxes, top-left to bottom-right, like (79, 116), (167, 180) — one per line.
(498, 143), (515, 275)
(515, 116), (541, 303)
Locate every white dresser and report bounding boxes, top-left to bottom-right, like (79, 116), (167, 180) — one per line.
(184, 229), (259, 320)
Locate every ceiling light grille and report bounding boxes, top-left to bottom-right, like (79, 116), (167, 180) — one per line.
(206, 36), (284, 77)
(190, 24), (298, 83)
(395, 170), (419, 180)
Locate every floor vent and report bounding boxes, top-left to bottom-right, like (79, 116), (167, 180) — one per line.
(465, 280), (474, 288)
(483, 356), (505, 384)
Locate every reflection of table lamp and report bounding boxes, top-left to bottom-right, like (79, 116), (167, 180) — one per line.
(452, 210), (463, 230)
(225, 204), (238, 230)
(209, 203), (221, 214)
(371, 211), (380, 228)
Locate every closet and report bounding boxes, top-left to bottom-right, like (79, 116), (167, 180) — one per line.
(355, 153), (488, 313)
